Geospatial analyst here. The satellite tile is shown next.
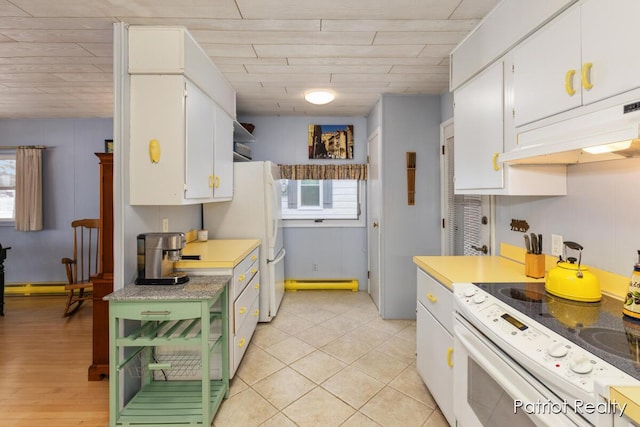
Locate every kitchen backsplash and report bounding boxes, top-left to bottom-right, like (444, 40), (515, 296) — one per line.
(496, 156), (640, 280)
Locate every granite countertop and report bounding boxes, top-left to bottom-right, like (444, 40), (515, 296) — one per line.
(174, 239), (260, 270)
(104, 275), (230, 302)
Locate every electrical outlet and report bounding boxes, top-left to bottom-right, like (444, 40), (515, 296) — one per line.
(162, 218), (169, 232)
(312, 263), (318, 271)
(551, 234), (563, 257)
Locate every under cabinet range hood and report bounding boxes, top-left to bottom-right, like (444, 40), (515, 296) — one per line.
(500, 98), (640, 165)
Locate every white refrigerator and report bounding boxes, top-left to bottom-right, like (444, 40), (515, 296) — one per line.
(203, 161), (285, 322)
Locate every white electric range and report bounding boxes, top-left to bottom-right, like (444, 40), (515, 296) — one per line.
(453, 282), (640, 427)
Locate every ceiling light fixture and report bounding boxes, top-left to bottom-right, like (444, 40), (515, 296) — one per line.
(304, 90), (335, 105)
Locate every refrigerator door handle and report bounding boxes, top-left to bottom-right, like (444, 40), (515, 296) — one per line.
(267, 248), (286, 264)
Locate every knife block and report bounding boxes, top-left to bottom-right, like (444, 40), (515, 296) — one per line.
(525, 253), (545, 279)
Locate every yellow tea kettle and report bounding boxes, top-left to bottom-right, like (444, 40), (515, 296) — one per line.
(545, 241), (601, 302)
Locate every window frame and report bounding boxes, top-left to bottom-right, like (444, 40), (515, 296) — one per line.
(281, 179), (365, 228)
(0, 151), (16, 226)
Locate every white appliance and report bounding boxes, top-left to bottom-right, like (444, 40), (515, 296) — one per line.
(203, 161), (285, 322)
(453, 282), (640, 427)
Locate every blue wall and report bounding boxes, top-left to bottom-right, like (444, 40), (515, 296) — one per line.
(0, 118), (113, 283)
(239, 115), (369, 289)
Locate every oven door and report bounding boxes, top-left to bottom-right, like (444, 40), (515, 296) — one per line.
(454, 312), (590, 427)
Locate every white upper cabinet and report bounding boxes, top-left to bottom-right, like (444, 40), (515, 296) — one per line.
(580, 0), (640, 105)
(513, 0), (640, 127)
(454, 61), (505, 192)
(128, 26), (236, 205)
(213, 105), (234, 201)
(454, 60), (567, 195)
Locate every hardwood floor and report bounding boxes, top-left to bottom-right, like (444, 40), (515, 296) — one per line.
(0, 296), (109, 427)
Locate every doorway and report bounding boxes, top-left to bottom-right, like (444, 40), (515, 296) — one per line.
(440, 119), (494, 256)
(367, 127), (381, 311)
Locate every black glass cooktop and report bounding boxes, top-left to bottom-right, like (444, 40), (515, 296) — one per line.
(475, 282), (640, 381)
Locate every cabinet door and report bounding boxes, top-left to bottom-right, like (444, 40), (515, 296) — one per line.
(513, 6), (581, 127)
(185, 79), (215, 200)
(454, 60), (504, 191)
(416, 302), (454, 426)
(213, 104), (234, 201)
(581, 0), (640, 105)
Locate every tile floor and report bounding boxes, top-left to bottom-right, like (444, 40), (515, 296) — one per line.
(212, 290), (448, 427)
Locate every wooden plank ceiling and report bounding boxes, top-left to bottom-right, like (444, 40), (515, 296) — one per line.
(0, 0), (500, 118)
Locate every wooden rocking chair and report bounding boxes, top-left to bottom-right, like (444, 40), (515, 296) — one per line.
(61, 219), (100, 317)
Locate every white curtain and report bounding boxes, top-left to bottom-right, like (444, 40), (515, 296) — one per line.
(14, 147), (43, 231)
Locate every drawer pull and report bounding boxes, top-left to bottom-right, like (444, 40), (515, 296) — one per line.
(446, 347), (454, 368)
(581, 62), (593, 90)
(565, 69), (576, 96)
(426, 293), (437, 303)
(254, 309), (259, 317)
(238, 338), (246, 348)
(140, 310), (171, 316)
(239, 307), (247, 315)
(492, 152), (500, 171)
(251, 255), (257, 261)
(238, 274), (246, 282)
(251, 268), (257, 274)
(255, 283), (260, 289)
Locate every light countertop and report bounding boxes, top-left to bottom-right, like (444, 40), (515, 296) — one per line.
(413, 255), (544, 288)
(174, 239), (260, 270)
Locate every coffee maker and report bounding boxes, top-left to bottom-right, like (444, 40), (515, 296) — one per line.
(135, 232), (189, 285)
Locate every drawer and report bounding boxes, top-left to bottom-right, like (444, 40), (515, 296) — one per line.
(233, 272), (260, 334)
(417, 268), (453, 334)
(232, 248), (259, 299)
(233, 297), (259, 372)
(110, 300), (204, 321)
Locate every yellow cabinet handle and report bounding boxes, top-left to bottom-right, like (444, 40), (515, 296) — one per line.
(447, 347), (454, 368)
(581, 62), (593, 90)
(238, 274), (246, 282)
(239, 307), (246, 315)
(427, 293), (437, 303)
(251, 255), (257, 261)
(492, 152), (500, 171)
(255, 283), (260, 289)
(254, 309), (260, 317)
(209, 175), (214, 188)
(214, 175), (221, 189)
(148, 139), (161, 163)
(565, 69), (576, 96)
(251, 268), (257, 274)
(238, 338), (246, 348)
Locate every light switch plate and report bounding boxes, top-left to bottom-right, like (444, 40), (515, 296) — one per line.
(162, 218), (169, 232)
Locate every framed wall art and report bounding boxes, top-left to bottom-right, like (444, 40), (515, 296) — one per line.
(308, 124), (354, 159)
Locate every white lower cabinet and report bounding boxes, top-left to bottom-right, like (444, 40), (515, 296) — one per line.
(416, 268), (454, 426)
(176, 246), (260, 378)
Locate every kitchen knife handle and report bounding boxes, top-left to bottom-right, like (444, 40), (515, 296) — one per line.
(524, 234), (531, 253)
(537, 234), (542, 254)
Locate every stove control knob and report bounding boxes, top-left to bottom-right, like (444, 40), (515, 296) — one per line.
(463, 287), (477, 298)
(547, 342), (568, 358)
(472, 294), (486, 304)
(570, 356), (593, 374)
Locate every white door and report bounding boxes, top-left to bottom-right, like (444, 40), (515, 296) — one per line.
(441, 120), (493, 256)
(367, 128), (381, 311)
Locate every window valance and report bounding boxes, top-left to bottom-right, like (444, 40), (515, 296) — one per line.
(279, 164), (367, 180)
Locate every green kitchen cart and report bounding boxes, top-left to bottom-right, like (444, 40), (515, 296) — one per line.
(106, 276), (230, 426)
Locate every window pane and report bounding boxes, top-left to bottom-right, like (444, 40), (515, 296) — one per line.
(0, 190), (15, 220)
(281, 179), (359, 221)
(300, 180), (320, 207)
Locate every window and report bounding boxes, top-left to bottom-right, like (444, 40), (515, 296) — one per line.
(0, 152), (16, 222)
(280, 179), (362, 225)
